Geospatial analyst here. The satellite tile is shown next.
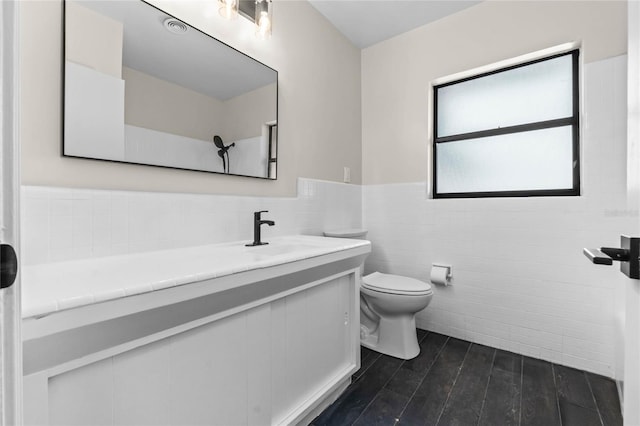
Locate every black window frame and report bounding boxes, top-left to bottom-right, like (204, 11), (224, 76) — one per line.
(432, 49), (580, 199)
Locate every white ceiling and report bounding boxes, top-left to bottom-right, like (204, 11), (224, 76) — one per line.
(78, 1), (276, 101)
(307, 0), (482, 49)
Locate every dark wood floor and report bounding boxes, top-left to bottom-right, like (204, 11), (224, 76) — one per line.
(312, 331), (622, 426)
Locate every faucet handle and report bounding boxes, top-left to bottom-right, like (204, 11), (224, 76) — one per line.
(254, 210), (269, 219)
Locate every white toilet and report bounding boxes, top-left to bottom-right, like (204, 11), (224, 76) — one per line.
(323, 229), (433, 360)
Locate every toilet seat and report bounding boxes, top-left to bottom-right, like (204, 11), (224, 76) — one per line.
(362, 272), (433, 296)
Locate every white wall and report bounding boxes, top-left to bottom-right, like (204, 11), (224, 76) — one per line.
(21, 178), (362, 266)
(64, 61), (125, 162)
(362, 0), (626, 185)
(122, 67), (225, 143)
(123, 125), (226, 173)
(123, 68), (276, 144)
(19, 0), (362, 196)
(223, 83), (277, 142)
(363, 55), (631, 377)
(65, 0), (123, 79)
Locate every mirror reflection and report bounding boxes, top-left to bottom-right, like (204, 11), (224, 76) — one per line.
(64, 0), (278, 179)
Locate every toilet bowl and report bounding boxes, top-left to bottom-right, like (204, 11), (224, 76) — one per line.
(360, 272), (432, 359)
(323, 229), (433, 360)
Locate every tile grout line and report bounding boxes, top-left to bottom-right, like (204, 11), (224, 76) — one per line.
(584, 372), (605, 426)
(394, 335), (450, 425)
(551, 364), (564, 426)
(347, 331), (430, 425)
(317, 333), (621, 426)
(475, 348), (497, 426)
(349, 355), (405, 426)
(434, 342), (474, 426)
(388, 331), (430, 426)
(518, 355), (523, 426)
(354, 350), (381, 382)
(350, 331), (430, 425)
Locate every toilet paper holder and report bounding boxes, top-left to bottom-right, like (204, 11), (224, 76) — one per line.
(432, 263), (452, 279)
(431, 263), (453, 287)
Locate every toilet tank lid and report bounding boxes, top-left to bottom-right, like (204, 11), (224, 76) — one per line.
(323, 228), (368, 238)
(363, 272), (432, 294)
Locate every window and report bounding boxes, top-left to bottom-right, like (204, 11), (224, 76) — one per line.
(433, 50), (580, 198)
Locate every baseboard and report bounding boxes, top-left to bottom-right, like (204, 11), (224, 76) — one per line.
(414, 320), (615, 380)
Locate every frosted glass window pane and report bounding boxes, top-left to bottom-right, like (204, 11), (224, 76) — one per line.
(436, 126), (573, 194)
(437, 55), (573, 137)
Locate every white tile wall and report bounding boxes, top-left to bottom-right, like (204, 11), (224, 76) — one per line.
(363, 55), (636, 377)
(21, 178), (362, 266)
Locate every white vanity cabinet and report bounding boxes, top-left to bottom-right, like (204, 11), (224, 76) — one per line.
(22, 236), (370, 426)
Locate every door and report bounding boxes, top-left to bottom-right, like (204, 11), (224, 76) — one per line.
(0, 1), (21, 424)
(625, 1), (640, 424)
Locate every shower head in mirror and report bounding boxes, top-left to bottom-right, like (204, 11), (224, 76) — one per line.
(213, 135), (225, 149)
(213, 135), (236, 173)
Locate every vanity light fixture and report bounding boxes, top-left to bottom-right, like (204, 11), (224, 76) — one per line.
(218, 0), (239, 20)
(255, 0), (272, 40)
(218, 0), (273, 40)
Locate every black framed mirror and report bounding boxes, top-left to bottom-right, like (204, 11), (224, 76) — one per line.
(63, 0), (278, 179)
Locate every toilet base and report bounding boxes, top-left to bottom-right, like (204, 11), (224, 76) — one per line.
(360, 315), (420, 360)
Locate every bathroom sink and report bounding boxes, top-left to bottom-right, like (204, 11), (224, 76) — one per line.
(244, 243), (323, 257)
(22, 235), (371, 320)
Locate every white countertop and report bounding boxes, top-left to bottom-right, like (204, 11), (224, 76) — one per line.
(22, 235), (370, 319)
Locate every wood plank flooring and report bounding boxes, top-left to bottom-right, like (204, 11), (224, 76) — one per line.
(312, 331), (622, 426)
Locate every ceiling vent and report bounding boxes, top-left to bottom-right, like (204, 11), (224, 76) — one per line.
(163, 18), (188, 35)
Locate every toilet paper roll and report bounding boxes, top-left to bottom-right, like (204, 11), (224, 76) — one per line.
(430, 265), (451, 286)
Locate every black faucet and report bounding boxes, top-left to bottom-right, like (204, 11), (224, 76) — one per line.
(246, 210), (275, 246)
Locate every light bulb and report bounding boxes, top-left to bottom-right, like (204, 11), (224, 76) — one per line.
(218, 0), (238, 20)
(256, 12), (271, 39)
(254, 0), (272, 40)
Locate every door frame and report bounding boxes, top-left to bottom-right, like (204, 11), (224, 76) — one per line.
(0, 0), (22, 424)
(623, 0), (640, 424)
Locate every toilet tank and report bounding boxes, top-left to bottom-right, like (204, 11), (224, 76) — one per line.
(323, 229), (368, 275)
(323, 228), (368, 239)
